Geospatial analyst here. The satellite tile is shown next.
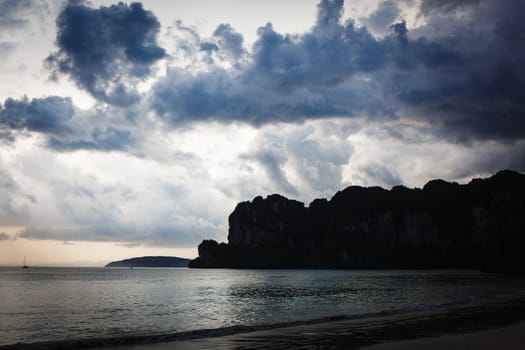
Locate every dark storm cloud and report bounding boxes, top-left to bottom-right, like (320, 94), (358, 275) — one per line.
(213, 23), (245, 62)
(0, 96), (134, 152)
(200, 42), (219, 52)
(315, 0), (344, 27)
(250, 7), (384, 91)
(152, 0), (386, 124)
(152, 0), (525, 143)
(46, 1), (165, 106)
(0, 96), (74, 136)
(399, 0), (525, 143)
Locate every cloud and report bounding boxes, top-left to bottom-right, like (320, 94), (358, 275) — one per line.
(241, 123), (353, 199)
(347, 120), (525, 189)
(285, 126), (353, 192)
(6, 145), (230, 247)
(151, 0), (525, 144)
(358, 162), (403, 189)
(0, 96), (136, 152)
(419, 0), (480, 16)
(45, 1), (165, 105)
(1, 0), (524, 252)
(315, 0), (344, 27)
(2, 116), (522, 248)
(48, 127), (132, 151)
(0, 0), (33, 28)
(451, 140), (525, 179)
(0, 96), (74, 136)
(251, 147), (298, 196)
(398, 0), (525, 143)
(0, 165), (34, 223)
(0, 41), (16, 55)
(213, 23), (245, 63)
(360, 1), (401, 36)
(150, 0), (390, 125)
(151, 7), (386, 125)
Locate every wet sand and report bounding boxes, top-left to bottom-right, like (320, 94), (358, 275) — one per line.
(362, 322), (525, 350)
(100, 321), (525, 350)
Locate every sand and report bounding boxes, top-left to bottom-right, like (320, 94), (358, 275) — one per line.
(363, 322), (525, 350)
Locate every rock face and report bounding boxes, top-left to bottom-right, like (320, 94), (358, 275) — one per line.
(105, 256), (190, 268)
(189, 170), (525, 271)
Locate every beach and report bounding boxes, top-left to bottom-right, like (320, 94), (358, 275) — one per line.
(113, 323), (525, 350)
(363, 322), (525, 350)
(89, 299), (525, 350)
(2, 297), (522, 350)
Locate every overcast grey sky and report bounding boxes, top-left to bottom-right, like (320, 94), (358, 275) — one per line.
(0, 0), (523, 265)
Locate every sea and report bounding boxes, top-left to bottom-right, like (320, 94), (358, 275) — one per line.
(1, 267), (525, 347)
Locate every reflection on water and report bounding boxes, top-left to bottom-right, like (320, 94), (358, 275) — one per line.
(0, 268), (524, 346)
(229, 285), (359, 298)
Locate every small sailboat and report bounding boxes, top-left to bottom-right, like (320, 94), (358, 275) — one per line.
(22, 256), (29, 269)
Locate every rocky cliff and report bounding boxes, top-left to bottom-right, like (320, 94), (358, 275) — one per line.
(189, 170), (525, 271)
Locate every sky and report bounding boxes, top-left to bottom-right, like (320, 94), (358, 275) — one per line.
(0, 0), (524, 266)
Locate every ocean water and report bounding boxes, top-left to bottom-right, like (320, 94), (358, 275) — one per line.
(1, 267), (524, 347)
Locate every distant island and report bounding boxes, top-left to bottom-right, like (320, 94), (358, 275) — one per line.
(189, 170), (525, 272)
(105, 256), (190, 268)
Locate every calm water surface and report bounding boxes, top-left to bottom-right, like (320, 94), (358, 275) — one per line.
(1, 267), (524, 346)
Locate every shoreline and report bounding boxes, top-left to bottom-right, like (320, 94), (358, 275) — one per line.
(362, 322), (525, 349)
(3, 298), (525, 350)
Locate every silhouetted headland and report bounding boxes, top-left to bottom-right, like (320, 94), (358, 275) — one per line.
(105, 256), (190, 268)
(189, 170), (525, 272)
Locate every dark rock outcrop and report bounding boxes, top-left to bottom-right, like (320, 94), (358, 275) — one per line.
(106, 256), (190, 268)
(189, 170), (525, 271)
